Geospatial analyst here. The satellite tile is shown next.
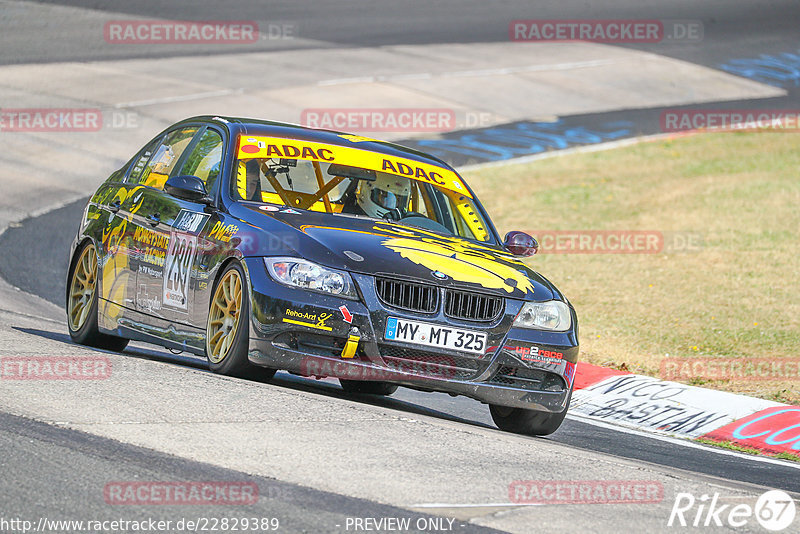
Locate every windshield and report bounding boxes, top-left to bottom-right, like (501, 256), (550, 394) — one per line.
(233, 136), (492, 242)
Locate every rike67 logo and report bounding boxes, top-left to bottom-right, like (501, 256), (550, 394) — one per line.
(668, 490), (796, 531)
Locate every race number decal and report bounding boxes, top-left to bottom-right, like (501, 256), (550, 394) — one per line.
(163, 232), (197, 310)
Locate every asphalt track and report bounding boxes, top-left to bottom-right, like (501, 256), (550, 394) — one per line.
(2, 199), (799, 497)
(2, 1), (800, 533)
(0, 411), (499, 533)
(6, 0), (799, 67)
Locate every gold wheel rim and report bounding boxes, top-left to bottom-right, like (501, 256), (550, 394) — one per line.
(68, 244), (97, 332)
(207, 269), (243, 364)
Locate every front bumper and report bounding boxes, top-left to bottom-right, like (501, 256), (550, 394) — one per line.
(244, 258), (578, 413)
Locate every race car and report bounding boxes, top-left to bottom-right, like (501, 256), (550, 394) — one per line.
(66, 116), (579, 435)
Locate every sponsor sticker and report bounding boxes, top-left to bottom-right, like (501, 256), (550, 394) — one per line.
(173, 209), (210, 235)
(136, 284), (162, 313)
(283, 309), (332, 331)
(339, 305), (353, 323)
(132, 226), (169, 267)
(208, 221), (239, 242)
(564, 361), (577, 387)
(508, 344), (564, 364)
(235, 135), (469, 197)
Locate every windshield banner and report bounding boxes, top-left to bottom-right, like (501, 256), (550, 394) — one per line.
(236, 135), (471, 197)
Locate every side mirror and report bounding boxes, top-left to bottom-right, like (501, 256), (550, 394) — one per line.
(164, 175), (211, 204)
(504, 231), (538, 257)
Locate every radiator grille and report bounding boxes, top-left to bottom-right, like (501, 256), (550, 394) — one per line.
(376, 278), (504, 321)
(375, 278), (438, 313)
(444, 289), (503, 321)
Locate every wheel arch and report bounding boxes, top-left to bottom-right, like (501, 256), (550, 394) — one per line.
(65, 236), (100, 307)
(206, 255), (248, 307)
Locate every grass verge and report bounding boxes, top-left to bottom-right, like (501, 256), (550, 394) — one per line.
(465, 132), (800, 404)
(695, 437), (800, 462)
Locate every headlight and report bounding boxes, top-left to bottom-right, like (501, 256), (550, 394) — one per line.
(264, 257), (357, 299)
(513, 301), (572, 331)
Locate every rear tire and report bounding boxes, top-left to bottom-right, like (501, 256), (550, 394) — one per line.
(66, 241), (129, 352)
(339, 379), (398, 396)
(490, 391), (571, 436)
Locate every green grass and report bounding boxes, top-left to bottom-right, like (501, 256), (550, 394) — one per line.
(695, 438), (800, 463)
(465, 132), (800, 404)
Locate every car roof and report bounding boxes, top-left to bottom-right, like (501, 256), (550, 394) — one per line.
(180, 115), (456, 172)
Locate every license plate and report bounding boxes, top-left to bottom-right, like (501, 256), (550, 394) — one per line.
(384, 317), (487, 354)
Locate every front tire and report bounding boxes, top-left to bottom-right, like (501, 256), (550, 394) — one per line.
(490, 391), (571, 436)
(339, 379), (398, 396)
(66, 241), (128, 352)
(206, 262), (275, 380)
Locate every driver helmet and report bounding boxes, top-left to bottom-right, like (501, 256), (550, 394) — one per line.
(356, 173), (411, 218)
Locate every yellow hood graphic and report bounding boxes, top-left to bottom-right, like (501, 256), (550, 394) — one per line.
(382, 236), (535, 295)
(294, 221), (537, 295)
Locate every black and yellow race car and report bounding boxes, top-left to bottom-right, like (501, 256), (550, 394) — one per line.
(66, 116), (578, 435)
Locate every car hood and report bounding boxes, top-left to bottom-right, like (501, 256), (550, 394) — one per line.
(239, 206), (555, 300)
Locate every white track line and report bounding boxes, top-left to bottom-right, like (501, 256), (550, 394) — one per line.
(114, 88), (244, 109)
(318, 59), (618, 86)
(409, 503), (542, 508)
(458, 131), (696, 171)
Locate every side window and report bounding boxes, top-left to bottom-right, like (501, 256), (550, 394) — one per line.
(129, 127), (199, 189)
(126, 136), (163, 183)
(178, 129), (224, 190)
